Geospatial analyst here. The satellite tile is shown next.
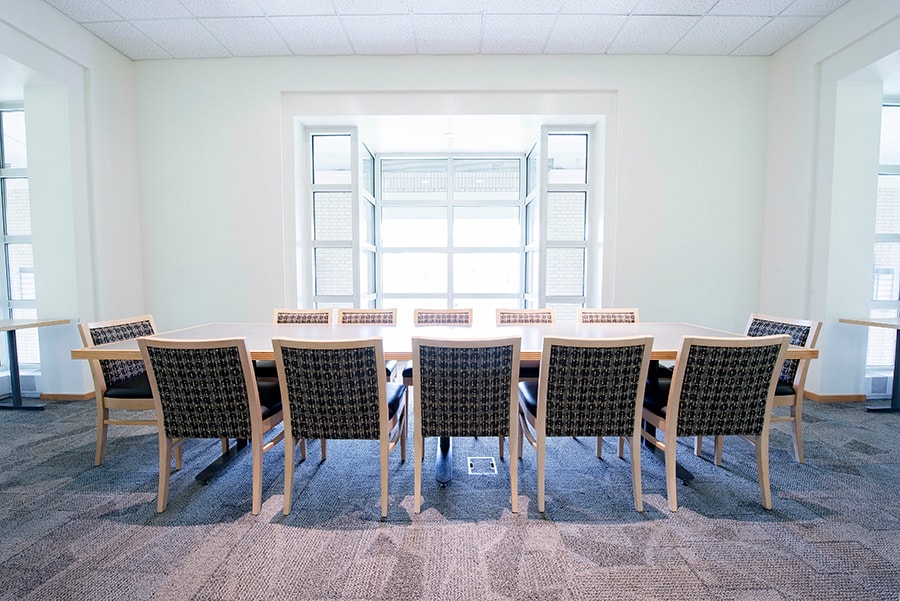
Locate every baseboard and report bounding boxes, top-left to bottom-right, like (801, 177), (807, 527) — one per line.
(39, 391), (95, 402)
(805, 391), (866, 403)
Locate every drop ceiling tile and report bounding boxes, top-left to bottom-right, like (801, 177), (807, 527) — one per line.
(632, 0), (717, 16)
(732, 15), (818, 55)
(485, 0), (563, 13)
(671, 15), (769, 54)
(83, 21), (171, 59)
(179, 0), (264, 18)
(43, 0), (120, 23)
(482, 14), (555, 54)
(607, 15), (699, 53)
(102, 0), (192, 20)
(333, 0), (409, 15)
(132, 19), (230, 58)
(269, 16), (354, 55)
(544, 14), (626, 53)
(781, 0), (850, 17)
(256, 0), (335, 16)
(413, 14), (483, 54)
(709, 0), (793, 16)
(342, 15), (417, 54)
(559, 0), (640, 14)
(410, 0), (487, 13)
(200, 18), (291, 56)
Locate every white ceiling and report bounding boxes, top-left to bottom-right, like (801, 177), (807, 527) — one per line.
(41, 0), (853, 60)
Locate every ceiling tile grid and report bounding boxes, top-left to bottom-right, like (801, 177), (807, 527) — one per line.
(41, 0), (851, 60)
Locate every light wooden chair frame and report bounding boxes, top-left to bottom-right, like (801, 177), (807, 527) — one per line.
(139, 337), (285, 515)
(641, 335), (790, 512)
(411, 336), (521, 514)
(518, 335), (653, 513)
(79, 314), (158, 466)
(274, 337), (406, 518)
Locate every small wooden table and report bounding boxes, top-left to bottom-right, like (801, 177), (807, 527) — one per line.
(0, 318), (71, 410)
(839, 317), (900, 412)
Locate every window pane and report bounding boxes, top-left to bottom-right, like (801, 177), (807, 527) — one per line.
(381, 159), (448, 198)
(381, 206), (447, 247)
(875, 176), (900, 235)
(312, 135), (351, 185)
(525, 251), (537, 294)
(453, 206), (519, 247)
(361, 199), (375, 245)
(1, 111), (27, 169)
(453, 159), (519, 198)
(314, 192), (352, 240)
(455, 297), (518, 325)
(362, 149), (374, 197)
(11, 307), (39, 363)
(361, 251), (375, 294)
(545, 248), (584, 296)
(546, 192), (585, 241)
(545, 302), (581, 322)
(866, 308), (898, 367)
(453, 253), (520, 294)
(3, 178), (31, 236)
(872, 242), (900, 301)
(525, 199), (538, 245)
(547, 134), (587, 185)
(880, 105), (900, 165)
(6, 243), (34, 300)
(382, 252), (447, 293)
(526, 147), (538, 196)
(315, 247), (353, 296)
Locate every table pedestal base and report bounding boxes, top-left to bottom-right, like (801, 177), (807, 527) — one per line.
(435, 437), (452, 484)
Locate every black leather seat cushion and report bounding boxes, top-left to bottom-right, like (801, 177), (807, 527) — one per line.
(775, 381), (795, 396)
(518, 365), (541, 379)
(105, 373), (153, 399)
(257, 380), (282, 418)
(643, 375), (670, 417)
(258, 361), (396, 381)
(518, 380), (538, 418)
(386, 383), (406, 420)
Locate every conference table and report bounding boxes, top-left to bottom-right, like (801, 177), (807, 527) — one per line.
(839, 317), (900, 412)
(0, 318), (71, 410)
(71, 321), (818, 482)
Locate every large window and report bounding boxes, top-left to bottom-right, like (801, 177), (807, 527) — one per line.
(0, 108), (38, 364)
(867, 103), (900, 375)
(306, 126), (592, 323)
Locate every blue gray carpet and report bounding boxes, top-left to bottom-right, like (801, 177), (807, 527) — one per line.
(0, 399), (898, 600)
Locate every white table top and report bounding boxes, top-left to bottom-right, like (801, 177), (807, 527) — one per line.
(71, 321), (818, 362)
(0, 318), (70, 332)
(839, 317), (900, 330)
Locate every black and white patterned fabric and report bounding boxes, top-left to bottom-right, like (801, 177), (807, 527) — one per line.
(276, 311), (330, 324)
(746, 318), (810, 385)
(417, 344), (514, 437)
(498, 311), (553, 324)
(89, 320), (155, 387)
(279, 345), (384, 439)
(544, 343), (647, 437)
(675, 342), (784, 437)
(145, 344), (254, 440)
(340, 311), (395, 324)
(416, 312), (471, 325)
(581, 311), (637, 324)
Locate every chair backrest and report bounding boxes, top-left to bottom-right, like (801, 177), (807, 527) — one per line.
(337, 308), (397, 325)
(666, 335), (790, 438)
(538, 336), (653, 437)
(412, 336), (520, 437)
(745, 313), (821, 388)
(578, 308), (640, 324)
(496, 308), (555, 325)
(273, 308), (332, 324)
(79, 315), (157, 392)
(273, 337), (387, 440)
(413, 308), (473, 326)
(138, 337), (261, 440)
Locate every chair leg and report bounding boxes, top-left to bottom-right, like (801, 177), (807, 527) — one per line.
(714, 435), (724, 466)
(284, 436), (295, 515)
(791, 399), (804, 464)
(498, 436), (504, 460)
(665, 437), (678, 512)
(157, 437), (172, 513)
(380, 437), (389, 518)
(509, 432), (518, 514)
(694, 435), (703, 456)
(628, 435), (643, 512)
(617, 436), (625, 459)
(95, 405), (109, 466)
(320, 439), (327, 461)
(756, 432), (773, 510)
(400, 399), (408, 463)
(251, 437), (263, 516)
(221, 438), (229, 454)
(414, 433), (424, 514)
(299, 439), (307, 461)
(174, 442), (183, 470)
(516, 417), (524, 459)
(537, 433), (546, 513)
(596, 436), (603, 458)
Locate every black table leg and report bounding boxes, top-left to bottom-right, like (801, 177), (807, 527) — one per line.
(0, 329), (44, 411)
(435, 436), (452, 483)
(865, 329), (900, 412)
(642, 421), (694, 482)
(195, 439), (248, 483)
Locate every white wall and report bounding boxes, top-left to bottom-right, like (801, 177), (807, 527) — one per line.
(134, 54), (768, 332)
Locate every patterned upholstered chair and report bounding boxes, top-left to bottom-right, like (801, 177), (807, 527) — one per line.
(641, 335), (790, 512)
(743, 313), (821, 463)
(496, 308), (556, 380)
(254, 309), (333, 379)
(402, 308), (475, 385)
(79, 315), (158, 465)
(337, 308), (398, 325)
(138, 337), (284, 515)
(273, 337), (407, 518)
(578, 308), (640, 324)
(517, 336), (653, 512)
(411, 336), (521, 514)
